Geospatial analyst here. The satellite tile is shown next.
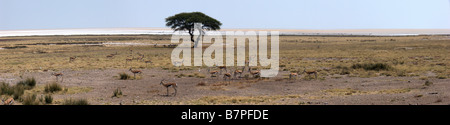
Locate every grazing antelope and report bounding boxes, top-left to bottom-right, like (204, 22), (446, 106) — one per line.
(129, 68), (142, 79)
(248, 68), (261, 78)
(207, 68), (219, 78)
(51, 72), (64, 82)
(302, 68), (318, 79)
(1, 98), (14, 105)
(160, 79), (177, 96)
(69, 56), (77, 62)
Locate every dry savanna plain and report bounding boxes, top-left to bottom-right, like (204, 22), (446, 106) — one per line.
(0, 34), (449, 105)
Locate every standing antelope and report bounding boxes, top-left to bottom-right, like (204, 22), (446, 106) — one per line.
(302, 68), (318, 79)
(51, 72), (64, 82)
(207, 68), (219, 78)
(106, 54), (114, 58)
(223, 72), (232, 85)
(144, 60), (152, 67)
(289, 72), (299, 80)
(160, 79), (177, 96)
(134, 55), (144, 62)
(223, 72), (232, 81)
(69, 56), (77, 62)
(129, 68), (142, 79)
(233, 69), (243, 79)
(249, 68), (261, 78)
(1, 98), (14, 105)
(125, 58), (133, 65)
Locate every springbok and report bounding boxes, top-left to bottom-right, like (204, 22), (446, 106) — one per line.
(51, 72), (64, 82)
(289, 72), (299, 80)
(218, 66), (227, 74)
(302, 68), (318, 79)
(1, 98), (14, 105)
(207, 68), (219, 78)
(129, 68), (142, 79)
(106, 54), (114, 58)
(233, 69), (243, 79)
(144, 60), (152, 67)
(69, 56), (77, 62)
(223, 72), (232, 85)
(160, 79), (178, 96)
(249, 68), (261, 78)
(223, 73), (232, 81)
(125, 58), (133, 64)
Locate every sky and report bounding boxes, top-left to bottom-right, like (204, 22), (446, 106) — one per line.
(0, 0), (449, 30)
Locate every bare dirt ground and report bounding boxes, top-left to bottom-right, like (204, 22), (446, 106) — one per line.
(1, 68), (448, 105)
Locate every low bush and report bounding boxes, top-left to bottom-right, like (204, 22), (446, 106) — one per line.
(44, 82), (63, 93)
(62, 98), (89, 105)
(351, 63), (392, 71)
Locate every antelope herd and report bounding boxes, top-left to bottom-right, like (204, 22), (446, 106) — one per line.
(21, 47), (320, 104)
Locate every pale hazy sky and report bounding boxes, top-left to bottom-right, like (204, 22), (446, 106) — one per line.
(0, 0), (449, 30)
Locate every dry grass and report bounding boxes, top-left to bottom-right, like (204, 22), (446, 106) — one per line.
(0, 35), (448, 80)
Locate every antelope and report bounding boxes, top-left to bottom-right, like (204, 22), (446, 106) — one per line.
(223, 72), (232, 81)
(233, 69), (243, 79)
(51, 72), (64, 82)
(1, 98), (14, 105)
(223, 72), (232, 85)
(106, 54), (114, 58)
(134, 55), (144, 62)
(289, 72), (299, 80)
(302, 68), (318, 79)
(218, 66), (227, 74)
(125, 58), (133, 64)
(207, 68), (219, 78)
(144, 60), (152, 67)
(69, 56), (77, 62)
(248, 68), (260, 78)
(160, 79), (177, 96)
(129, 68), (142, 79)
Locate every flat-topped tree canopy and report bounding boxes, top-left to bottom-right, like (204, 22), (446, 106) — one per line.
(165, 12), (222, 44)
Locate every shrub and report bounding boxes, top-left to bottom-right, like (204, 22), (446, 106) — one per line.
(112, 88), (122, 98)
(351, 63), (392, 71)
(16, 77), (36, 89)
(119, 73), (131, 80)
(0, 82), (14, 95)
(12, 85), (25, 100)
(424, 81), (433, 86)
(44, 82), (63, 93)
(437, 75), (447, 79)
(45, 94), (53, 104)
(22, 94), (40, 105)
(0, 82), (25, 100)
(340, 68), (351, 75)
(62, 98), (89, 105)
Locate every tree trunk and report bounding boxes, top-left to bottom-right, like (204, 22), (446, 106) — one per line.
(188, 29), (195, 43)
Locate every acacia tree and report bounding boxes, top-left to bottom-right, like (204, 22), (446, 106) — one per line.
(165, 12), (222, 45)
